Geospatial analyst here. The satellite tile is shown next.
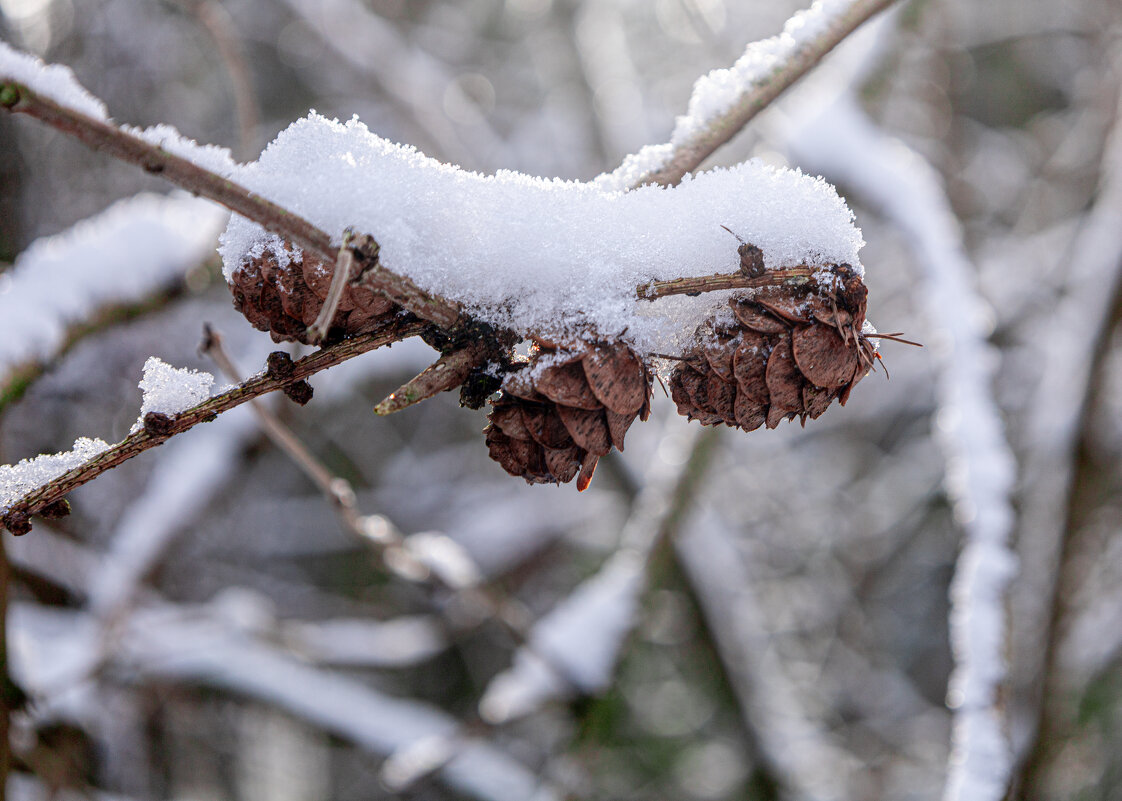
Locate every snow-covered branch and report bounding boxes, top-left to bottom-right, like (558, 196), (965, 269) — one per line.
(782, 25), (1017, 801)
(0, 318), (426, 533)
(602, 0), (898, 190)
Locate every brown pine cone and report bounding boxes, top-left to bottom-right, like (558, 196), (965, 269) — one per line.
(229, 245), (397, 344)
(485, 342), (653, 491)
(669, 263), (876, 431)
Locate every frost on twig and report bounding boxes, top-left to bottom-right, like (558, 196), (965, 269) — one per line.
(782, 24), (1017, 800)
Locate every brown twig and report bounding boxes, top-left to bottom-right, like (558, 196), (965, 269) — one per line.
(1, 318), (428, 532)
(374, 344), (490, 416)
(308, 231), (362, 345)
(0, 83), (463, 331)
(636, 266), (817, 300)
(633, 0), (897, 188)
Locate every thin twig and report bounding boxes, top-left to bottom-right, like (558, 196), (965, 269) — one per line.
(633, 0), (897, 188)
(308, 231), (361, 345)
(374, 344), (488, 416)
(636, 266), (817, 300)
(0, 83), (464, 330)
(1, 318), (428, 530)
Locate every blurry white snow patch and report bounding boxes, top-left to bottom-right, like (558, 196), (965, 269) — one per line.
(130, 357), (215, 432)
(0, 39), (108, 119)
(284, 615), (448, 668)
(0, 437), (110, 508)
(0, 193), (227, 379)
(220, 113), (863, 356)
(479, 549), (645, 723)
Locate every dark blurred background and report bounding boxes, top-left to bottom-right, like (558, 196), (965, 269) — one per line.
(2, 0), (1122, 799)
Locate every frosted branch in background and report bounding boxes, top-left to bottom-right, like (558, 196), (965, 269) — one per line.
(677, 509), (857, 800)
(8, 601), (562, 801)
(0, 193), (228, 385)
(598, 0), (896, 190)
(783, 31), (1017, 801)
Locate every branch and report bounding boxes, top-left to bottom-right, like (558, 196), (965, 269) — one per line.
(0, 82), (464, 330)
(629, 0), (897, 188)
(1, 318), (428, 531)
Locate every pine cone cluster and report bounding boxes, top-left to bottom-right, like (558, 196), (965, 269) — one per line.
(485, 342), (653, 490)
(669, 264), (876, 430)
(230, 247), (397, 344)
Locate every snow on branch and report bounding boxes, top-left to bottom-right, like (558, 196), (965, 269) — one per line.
(0, 193), (227, 395)
(783, 29), (1017, 801)
(221, 112), (862, 354)
(0, 39), (107, 119)
(0, 318), (427, 532)
(599, 0), (897, 190)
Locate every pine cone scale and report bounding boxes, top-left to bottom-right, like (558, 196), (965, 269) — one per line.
(535, 361), (602, 410)
(582, 347), (648, 416)
(792, 325), (858, 389)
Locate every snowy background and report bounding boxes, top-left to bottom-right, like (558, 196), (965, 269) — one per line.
(2, 0), (1122, 799)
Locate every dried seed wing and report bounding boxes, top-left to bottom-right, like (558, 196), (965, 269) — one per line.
(544, 446), (582, 484)
(730, 299), (787, 334)
(755, 289), (810, 324)
(702, 333), (736, 381)
(485, 427), (525, 478)
(523, 403), (573, 449)
(576, 452), (599, 492)
(734, 391), (766, 431)
(556, 405), (612, 457)
(707, 375), (737, 425)
(503, 367), (545, 402)
(490, 399), (533, 439)
(605, 409), (636, 452)
(536, 360), (602, 409)
(792, 325), (859, 389)
(802, 384), (833, 419)
(732, 331), (770, 404)
(764, 335), (804, 417)
(582, 346), (648, 415)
